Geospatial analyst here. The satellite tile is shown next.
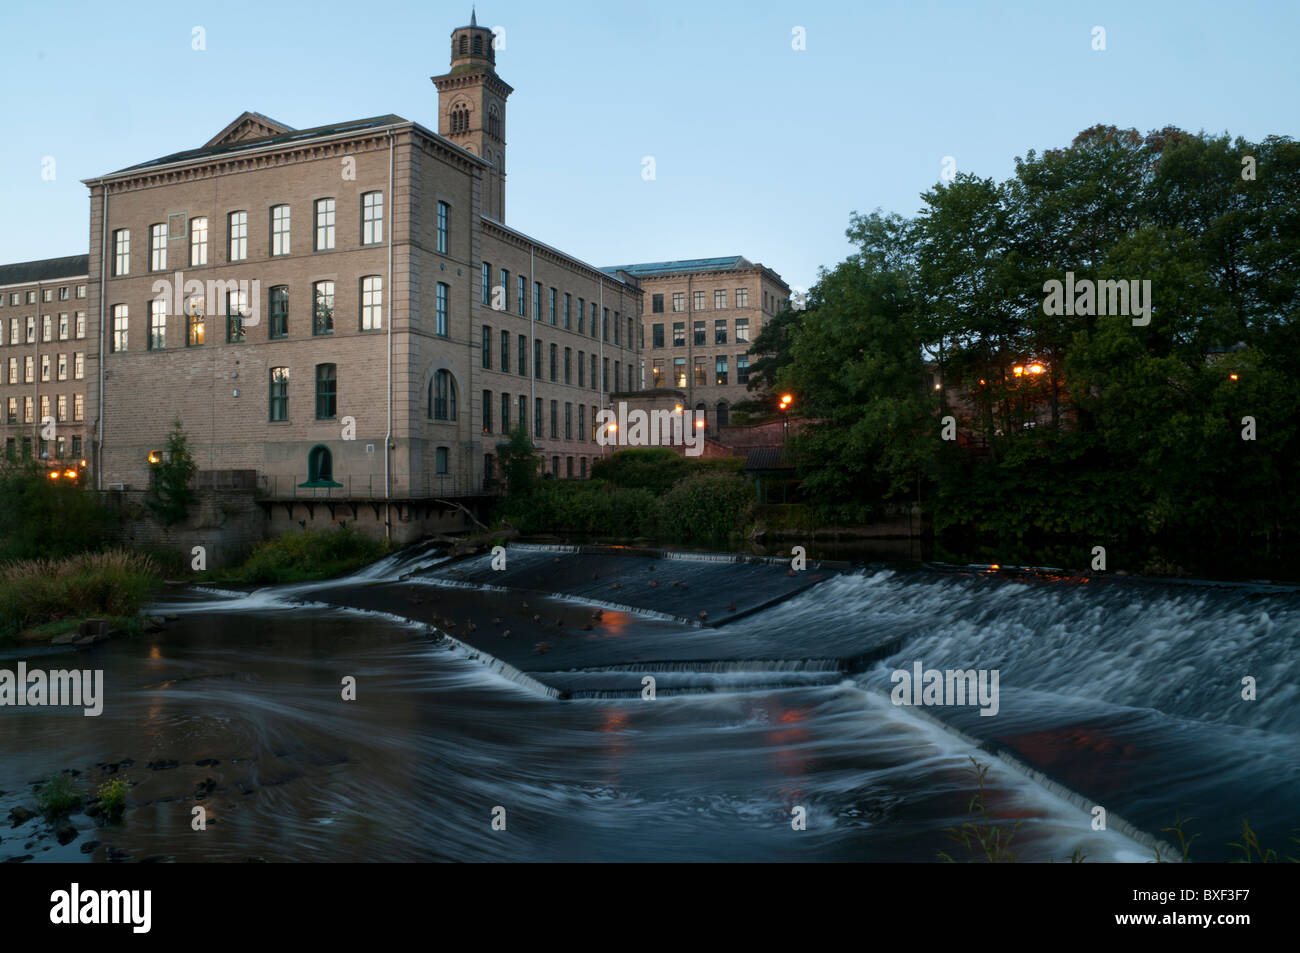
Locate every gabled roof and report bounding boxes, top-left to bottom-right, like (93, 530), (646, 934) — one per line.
(601, 256), (753, 277)
(203, 111), (295, 148)
(100, 114), (409, 177)
(0, 254), (90, 286)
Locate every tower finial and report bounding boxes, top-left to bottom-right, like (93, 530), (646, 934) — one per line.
(470, 7), (477, 26)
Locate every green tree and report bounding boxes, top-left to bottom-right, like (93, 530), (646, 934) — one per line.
(145, 418), (198, 527)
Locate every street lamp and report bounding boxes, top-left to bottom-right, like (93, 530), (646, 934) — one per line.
(779, 393), (794, 443)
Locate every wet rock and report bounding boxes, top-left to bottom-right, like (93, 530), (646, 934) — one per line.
(78, 619), (111, 639)
(55, 825), (78, 846)
(80, 840), (99, 854)
(8, 807), (37, 827)
(84, 802), (103, 818)
(148, 760), (179, 771)
(4, 855), (32, 863)
(104, 846), (131, 862)
(51, 632), (81, 646)
(195, 758), (220, 767)
(195, 778), (217, 797)
(142, 617), (165, 633)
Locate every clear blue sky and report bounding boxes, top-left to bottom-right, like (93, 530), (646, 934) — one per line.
(2, 0), (1296, 293)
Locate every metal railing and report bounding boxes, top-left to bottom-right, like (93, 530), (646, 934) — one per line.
(258, 472), (500, 500)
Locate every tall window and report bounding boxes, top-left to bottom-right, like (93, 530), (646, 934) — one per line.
(694, 291), (706, 311)
(58, 312), (69, 340)
(150, 223), (167, 271)
(564, 402), (572, 440)
(517, 275), (526, 316)
(578, 350), (585, 387)
(591, 302), (598, 336)
(578, 405), (586, 441)
(228, 211), (248, 261)
(186, 296), (205, 346)
(534, 398), (542, 436)
(57, 395), (67, 422)
(149, 298), (167, 350)
(518, 395), (527, 434)
(672, 292), (684, 312)
(590, 354), (597, 390)
(41, 314), (52, 342)
(269, 286), (289, 338)
(488, 104), (501, 138)
(715, 355), (729, 385)
(652, 294), (664, 313)
(736, 354), (749, 384)
(694, 357), (707, 386)
(500, 329), (509, 372)
(451, 103), (469, 132)
(482, 325), (492, 369)
(111, 304), (128, 352)
(674, 357), (687, 387)
(75, 311), (86, 338)
(550, 400), (558, 439)
(564, 347), (572, 384)
(316, 364), (337, 419)
(736, 317), (750, 343)
(112, 229), (130, 276)
(602, 358), (609, 391)
(613, 311), (620, 345)
(715, 319), (728, 344)
(360, 276), (382, 330)
(271, 205), (290, 256)
(534, 340), (541, 379)
(269, 367), (289, 420)
(518, 336), (527, 377)
(6, 358), (14, 384)
(694, 321), (706, 346)
(190, 217), (207, 265)
(436, 282), (449, 336)
(533, 282), (541, 321)
(315, 198), (336, 251)
(431, 369), (456, 420)
(549, 343), (557, 382)
(482, 389), (492, 433)
(499, 268), (510, 311)
(715, 289), (726, 309)
(25, 315), (34, 343)
(578, 297), (586, 334)
(313, 281), (335, 335)
(436, 201), (449, 253)
(57, 353), (68, 380)
(652, 359), (664, 387)
(481, 262), (492, 304)
(603, 309), (609, 341)
(673, 322), (685, 347)
(362, 191), (383, 244)
(226, 290), (248, 342)
(74, 352), (84, 379)
(40, 355), (50, 381)
(736, 288), (749, 308)
(501, 392), (511, 434)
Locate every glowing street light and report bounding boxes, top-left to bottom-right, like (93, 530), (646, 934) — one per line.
(1027, 363), (1046, 375)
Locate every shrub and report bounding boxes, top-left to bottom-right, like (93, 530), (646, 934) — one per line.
(144, 418), (198, 527)
(37, 774), (83, 817)
(0, 550), (158, 639)
(227, 525), (390, 584)
(659, 471), (754, 545)
(0, 460), (118, 561)
(96, 778), (129, 820)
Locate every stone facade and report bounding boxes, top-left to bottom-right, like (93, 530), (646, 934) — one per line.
(76, 14), (641, 522)
(604, 257), (791, 436)
(0, 256), (93, 474)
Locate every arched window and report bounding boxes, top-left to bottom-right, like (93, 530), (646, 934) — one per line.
(429, 369), (457, 420)
(458, 35), (468, 56)
(308, 445), (333, 483)
(472, 35), (483, 55)
(487, 105), (501, 139)
(450, 105), (469, 134)
(716, 401), (729, 429)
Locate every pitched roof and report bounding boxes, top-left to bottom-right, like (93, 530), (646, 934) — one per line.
(203, 111), (295, 148)
(601, 256), (753, 277)
(101, 114), (409, 177)
(0, 254), (90, 286)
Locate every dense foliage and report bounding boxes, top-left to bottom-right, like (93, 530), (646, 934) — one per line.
(222, 525), (391, 584)
(0, 460), (118, 561)
(757, 126), (1299, 571)
(145, 418), (198, 527)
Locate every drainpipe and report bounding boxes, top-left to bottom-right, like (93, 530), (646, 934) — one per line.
(384, 132), (394, 539)
(96, 186), (108, 490)
(529, 245), (535, 445)
(598, 278), (605, 459)
(33, 280), (41, 464)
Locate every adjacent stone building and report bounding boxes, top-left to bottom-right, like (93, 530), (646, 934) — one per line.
(0, 255), (93, 472)
(79, 13), (641, 529)
(603, 257), (790, 435)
